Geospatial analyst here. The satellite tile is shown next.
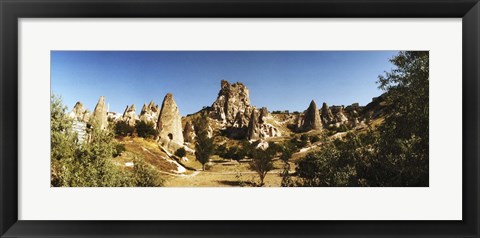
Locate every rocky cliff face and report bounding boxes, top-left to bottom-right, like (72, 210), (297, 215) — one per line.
(206, 80), (281, 140)
(210, 80), (253, 126)
(157, 93), (184, 150)
(183, 121), (196, 143)
(331, 106), (349, 126)
(122, 104), (139, 126)
(301, 100), (322, 132)
(246, 108), (281, 140)
(92, 96), (108, 130)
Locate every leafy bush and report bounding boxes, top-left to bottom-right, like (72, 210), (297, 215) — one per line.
(290, 136), (308, 149)
(131, 158), (164, 187)
(215, 144), (228, 158)
(114, 121), (134, 137)
(135, 121), (158, 139)
(300, 134), (309, 142)
(175, 147), (187, 158)
(50, 94), (163, 187)
(310, 135), (320, 143)
(296, 133), (361, 187)
(113, 143), (126, 157)
(296, 51), (429, 187)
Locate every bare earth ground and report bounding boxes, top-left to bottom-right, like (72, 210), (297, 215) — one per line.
(163, 159), (296, 187)
(113, 137), (300, 187)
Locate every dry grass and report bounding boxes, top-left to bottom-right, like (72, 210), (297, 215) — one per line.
(163, 170), (286, 187)
(114, 137), (178, 172)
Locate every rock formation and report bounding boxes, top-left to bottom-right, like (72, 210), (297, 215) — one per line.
(122, 104), (139, 126)
(210, 80), (253, 126)
(107, 112), (120, 122)
(139, 100), (160, 125)
(157, 93), (184, 150)
(247, 108), (281, 140)
(92, 96), (108, 130)
(320, 102), (334, 125)
(247, 110), (260, 140)
(258, 107), (269, 124)
(69, 101), (90, 122)
(332, 106), (349, 125)
(183, 121), (196, 143)
(207, 80), (282, 140)
(301, 100), (322, 131)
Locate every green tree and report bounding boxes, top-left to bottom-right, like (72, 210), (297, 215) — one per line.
(193, 115), (215, 170)
(50, 93), (163, 187)
(50, 94), (78, 185)
(295, 51), (429, 187)
(249, 146), (276, 187)
(374, 51), (429, 186)
(63, 123), (131, 187)
(280, 142), (295, 187)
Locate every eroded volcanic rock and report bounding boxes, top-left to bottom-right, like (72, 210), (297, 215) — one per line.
(139, 100), (160, 125)
(332, 106), (349, 125)
(247, 109), (260, 140)
(69, 101), (90, 122)
(92, 96), (108, 130)
(320, 102), (334, 125)
(122, 104), (139, 126)
(301, 100), (322, 131)
(210, 80), (253, 126)
(246, 108), (281, 140)
(183, 121), (196, 143)
(157, 93), (184, 150)
(206, 80), (282, 140)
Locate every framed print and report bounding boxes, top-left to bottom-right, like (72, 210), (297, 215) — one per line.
(1, 0), (479, 237)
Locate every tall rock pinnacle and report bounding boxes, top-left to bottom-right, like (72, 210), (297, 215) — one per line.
(320, 102), (334, 125)
(247, 109), (260, 140)
(92, 96), (108, 130)
(301, 100), (322, 131)
(157, 93), (184, 149)
(122, 104), (139, 126)
(69, 101), (90, 122)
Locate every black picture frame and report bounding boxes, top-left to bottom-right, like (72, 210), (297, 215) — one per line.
(1, 0), (479, 237)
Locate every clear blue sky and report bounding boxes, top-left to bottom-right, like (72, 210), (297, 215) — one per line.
(51, 51), (398, 116)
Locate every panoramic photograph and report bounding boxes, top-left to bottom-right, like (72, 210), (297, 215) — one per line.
(50, 51), (429, 187)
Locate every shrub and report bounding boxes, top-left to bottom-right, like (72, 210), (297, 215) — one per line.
(135, 121), (158, 139)
(310, 135), (320, 143)
(215, 144), (228, 158)
(175, 147), (187, 158)
(114, 121), (134, 137)
(132, 158), (164, 187)
(113, 143), (126, 157)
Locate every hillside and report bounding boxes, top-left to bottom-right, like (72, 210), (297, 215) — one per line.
(68, 79), (389, 187)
